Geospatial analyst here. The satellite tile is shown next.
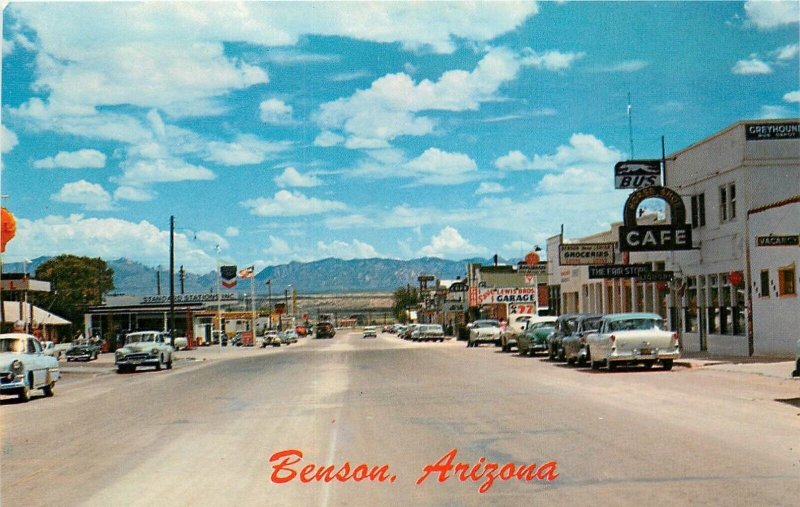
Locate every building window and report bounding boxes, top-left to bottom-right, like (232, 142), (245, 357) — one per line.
(690, 193), (706, 228)
(759, 270), (770, 298)
(778, 265), (796, 296)
(719, 182), (736, 223)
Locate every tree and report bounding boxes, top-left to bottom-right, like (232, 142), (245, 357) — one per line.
(32, 255), (115, 333)
(392, 285), (419, 323)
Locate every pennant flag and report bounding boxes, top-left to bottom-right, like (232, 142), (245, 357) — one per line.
(239, 265), (255, 279)
(220, 265), (238, 288)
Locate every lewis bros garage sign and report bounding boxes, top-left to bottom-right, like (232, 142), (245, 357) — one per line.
(474, 287), (539, 306)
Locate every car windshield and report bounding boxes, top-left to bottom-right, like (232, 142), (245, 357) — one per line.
(530, 322), (555, 331)
(126, 333), (157, 344)
(474, 321), (500, 328)
(0, 338), (26, 353)
(607, 318), (665, 332)
(422, 325), (443, 332)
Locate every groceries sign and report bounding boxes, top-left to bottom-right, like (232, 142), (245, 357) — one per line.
(559, 243), (615, 266)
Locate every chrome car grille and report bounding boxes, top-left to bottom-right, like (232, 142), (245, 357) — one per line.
(123, 353), (150, 361)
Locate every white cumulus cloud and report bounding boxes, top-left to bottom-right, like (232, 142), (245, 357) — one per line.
(783, 91), (800, 103)
(259, 99), (294, 124)
(241, 190), (346, 217)
(225, 227), (240, 237)
(33, 149), (107, 169)
(744, 0), (800, 29)
(403, 148), (480, 185)
(205, 134), (291, 166)
(4, 214), (215, 272)
(1, 124), (18, 153)
(419, 226), (488, 258)
(113, 186), (155, 202)
(495, 133), (622, 171)
(51, 180), (114, 211)
(732, 58), (772, 75)
(274, 167), (323, 188)
(475, 182), (507, 195)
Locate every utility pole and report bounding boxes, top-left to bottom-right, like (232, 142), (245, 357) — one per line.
(179, 265), (185, 294)
(169, 215), (175, 338)
(266, 279), (272, 329)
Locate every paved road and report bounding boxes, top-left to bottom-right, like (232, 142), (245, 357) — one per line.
(2, 330), (799, 506)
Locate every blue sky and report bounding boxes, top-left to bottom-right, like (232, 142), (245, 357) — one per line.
(1, 1), (798, 273)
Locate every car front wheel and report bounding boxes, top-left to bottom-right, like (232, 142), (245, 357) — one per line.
(662, 359), (673, 371)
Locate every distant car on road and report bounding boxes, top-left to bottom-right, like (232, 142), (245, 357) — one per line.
(171, 336), (189, 350)
(586, 313), (680, 371)
(41, 341), (63, 361)
(0, 333), (60, 402)
(363, 326), (377, 338)
(280, 330), (299, 344)
(66, 341), (101, 362)
(316, 322), (336, 339)
(262, 330), (281, 347)
(547, 314), (580, 361)
(467, 320), (501, 348)
(414, 324), (445, 342)
(115, 331), (174, 373)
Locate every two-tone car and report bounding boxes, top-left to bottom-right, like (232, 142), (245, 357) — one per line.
(562, 314), (603, 366)
(467, 320), (502, 348)
(413, 324), (445, 342)
(586, 313), (680, 371)
(362, 326), (377, 338)
(0, 333), (60, 402)
(115, 331), (174, 373)
(517, 318), (557, 356)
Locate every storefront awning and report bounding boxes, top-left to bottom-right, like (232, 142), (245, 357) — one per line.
(2, 301), (71, 325)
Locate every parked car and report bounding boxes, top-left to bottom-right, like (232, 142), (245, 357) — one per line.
(262, 330), (281, 347)
(586, 313), (680, 371)
(0, 333), (60, 401)
(467, 320), (502, 348)
(281, 330), (299, 344)
(562, 314), (604, 366)
(115, 331), (174, 373)
(171, 336), (189, 350)
(517, 319), (557, 356)
(41, 341), (63, 361)
(363, 326), (377, 338)
(546, 314), (580, 361)
(66, 341), (101, 362)
(415, 324), (445, 342)
(316, 322), (336, 339)
(792, 337), (800, 378)
(501, 315), (554, 352)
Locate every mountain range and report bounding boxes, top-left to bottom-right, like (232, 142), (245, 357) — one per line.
(2, 256), (500, 295)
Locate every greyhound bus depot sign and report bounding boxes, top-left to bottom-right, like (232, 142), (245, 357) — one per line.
(619, 185), (693, 252)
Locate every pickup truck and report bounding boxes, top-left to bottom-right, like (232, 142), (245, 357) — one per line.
(586, 313), (680, 371)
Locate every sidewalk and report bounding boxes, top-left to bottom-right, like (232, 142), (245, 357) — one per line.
(675, 351), (798, 380)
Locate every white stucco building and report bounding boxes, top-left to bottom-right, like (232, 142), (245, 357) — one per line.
(544, 119), (798, 357)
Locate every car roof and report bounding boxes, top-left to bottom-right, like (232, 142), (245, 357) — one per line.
(0, 333), (35, 339)
(602, 312), (664, 321)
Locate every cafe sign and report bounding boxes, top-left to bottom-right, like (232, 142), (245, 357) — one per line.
(618, 186), (693, 252)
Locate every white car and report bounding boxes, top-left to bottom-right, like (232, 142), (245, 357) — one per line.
(586, 313), (680, 371)
(41, 340), (64, 360)
(467, 320), (502, 348)
(115, 331), (174, 373)
(0, 333), (60, 401)
(362, 326), (377, 338)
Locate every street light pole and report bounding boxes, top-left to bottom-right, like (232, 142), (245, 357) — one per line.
(215, 244), (221, 345)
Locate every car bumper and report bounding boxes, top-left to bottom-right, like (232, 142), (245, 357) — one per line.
(607, 351), (681, 362)
(470, 335), (500, 343)
(116, 357), (160, 366)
